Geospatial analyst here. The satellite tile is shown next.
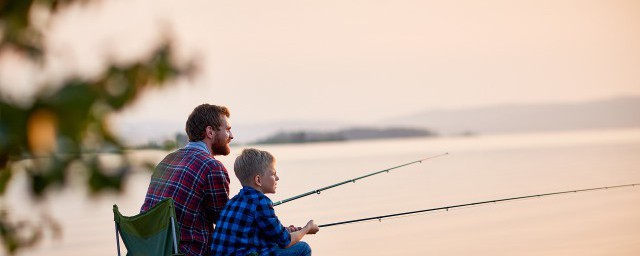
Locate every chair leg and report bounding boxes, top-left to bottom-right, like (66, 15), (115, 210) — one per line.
(115, 223), (121, 256)
(170, 216), (179, 254)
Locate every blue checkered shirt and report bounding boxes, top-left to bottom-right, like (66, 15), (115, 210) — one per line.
(211, 186), (291, 256)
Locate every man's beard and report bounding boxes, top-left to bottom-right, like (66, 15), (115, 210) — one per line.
(211, 139), (231, 156)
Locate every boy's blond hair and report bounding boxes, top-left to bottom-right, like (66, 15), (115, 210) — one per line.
(234, 148), (275, 186)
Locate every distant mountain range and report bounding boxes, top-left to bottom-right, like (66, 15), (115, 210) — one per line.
(114, 96), (640, 145)
(387, 96), (640, 135)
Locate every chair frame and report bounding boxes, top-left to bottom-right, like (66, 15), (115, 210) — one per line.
(114, 201), (181, 256)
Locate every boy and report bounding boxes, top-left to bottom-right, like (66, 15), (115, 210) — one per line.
(211, 148), (319, 256)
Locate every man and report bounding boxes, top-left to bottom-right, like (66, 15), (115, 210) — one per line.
(140, 104), (233, 256)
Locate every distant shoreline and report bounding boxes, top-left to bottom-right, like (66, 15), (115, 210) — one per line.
(252, 127), (437, 145)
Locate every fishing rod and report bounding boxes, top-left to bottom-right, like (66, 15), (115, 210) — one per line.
(319, 183), (639, 228)
(273, 153), (449, 207)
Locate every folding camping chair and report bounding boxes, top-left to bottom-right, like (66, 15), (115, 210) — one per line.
(113, 198), (183, 256)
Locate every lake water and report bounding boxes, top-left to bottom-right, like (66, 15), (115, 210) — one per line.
(7, 128), (640, 256)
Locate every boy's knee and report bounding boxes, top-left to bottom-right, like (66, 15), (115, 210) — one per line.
(296, 241), (312, 256)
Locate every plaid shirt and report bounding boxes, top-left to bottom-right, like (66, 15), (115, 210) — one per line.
(141, 143), (230, 256)
(211, 186), (291, 256)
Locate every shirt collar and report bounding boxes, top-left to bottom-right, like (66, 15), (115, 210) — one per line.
(241, 186), (260, 194)
(185, 141), (211, 155)
(241, 186), (267, 199)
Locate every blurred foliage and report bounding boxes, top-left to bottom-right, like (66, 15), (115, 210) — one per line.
(0, 0), (194, 254)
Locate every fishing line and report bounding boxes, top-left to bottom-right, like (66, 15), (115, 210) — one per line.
(273, 153), (449, 207)
(319, 183), (640, 228)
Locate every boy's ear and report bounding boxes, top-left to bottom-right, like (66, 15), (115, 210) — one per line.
(254, 174), (261, 186)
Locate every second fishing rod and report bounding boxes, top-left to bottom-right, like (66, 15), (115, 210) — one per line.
(272, 152), (449, 207)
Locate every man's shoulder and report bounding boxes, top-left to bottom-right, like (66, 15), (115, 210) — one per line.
(173, 147), (225, 167)
(156, 149), (227, 180)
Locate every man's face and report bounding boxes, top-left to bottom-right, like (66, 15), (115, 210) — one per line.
(211, 115), (233, 156)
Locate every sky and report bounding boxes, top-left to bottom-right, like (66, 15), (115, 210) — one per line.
(2, 0), (640, 141)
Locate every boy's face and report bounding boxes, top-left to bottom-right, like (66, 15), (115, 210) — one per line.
(258, 163), (279, 194)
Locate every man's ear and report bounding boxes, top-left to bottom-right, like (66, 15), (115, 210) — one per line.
(205, 126), (214, 139)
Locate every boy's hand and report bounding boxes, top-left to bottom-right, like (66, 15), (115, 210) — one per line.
(304, 220), (320, 235)
(286, 220), (319, 248)
(286, 225), (302, 233)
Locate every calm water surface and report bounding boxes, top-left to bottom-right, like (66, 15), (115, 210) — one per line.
(8, 128), (640, 255)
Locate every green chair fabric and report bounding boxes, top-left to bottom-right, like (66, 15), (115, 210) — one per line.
(113, 198), (183, 256)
